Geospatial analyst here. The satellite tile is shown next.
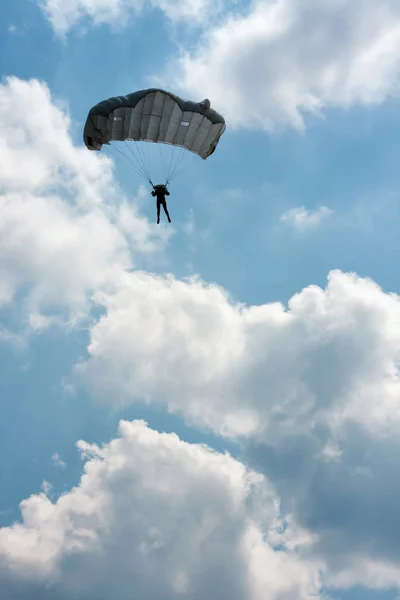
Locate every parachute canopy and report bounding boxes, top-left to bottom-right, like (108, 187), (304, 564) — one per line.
(83, 88), (226, 161)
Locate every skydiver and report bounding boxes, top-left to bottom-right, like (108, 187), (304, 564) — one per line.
(152, 185), (171, 224)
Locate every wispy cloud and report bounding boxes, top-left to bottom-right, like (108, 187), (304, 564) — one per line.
(41, 480), (53, 495)
(52, 452), (66, 469)
(39, 0), (221, 36)
(183, 208), (195, 237)
(280, 205), (333, 230)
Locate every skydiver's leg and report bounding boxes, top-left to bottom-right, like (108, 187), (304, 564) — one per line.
(162, 200), (171, 223)
(157, 199), (161, 224)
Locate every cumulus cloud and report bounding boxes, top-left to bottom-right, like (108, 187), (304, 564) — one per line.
(0, 420), (322, 599)
(169, 0), (400, 130)
(39, 0), (221, 35)
(280, 206), (333, 229)
(78, 269), (400, 441)
(73, 268), (400, 591)
(0, 77), (167, 323)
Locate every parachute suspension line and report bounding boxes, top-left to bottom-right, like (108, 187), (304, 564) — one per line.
(125, 140), (145, 174)
(160, 142), (168, 183)
(161, 142), (174, 185)
(137, 140), (156, 187)
(123, 142), (152, 183)
(168, 146), (186, 183)
(143, 140), (155, 187)
(166, 143), (175, 184)
(167, 155), (198, 184)
(124, 141), (153, 185)
(108, 143), (151, 183)
(109, 142), (148, 180)
(134, 140), (150, 178)
(172, 145), (193, 179)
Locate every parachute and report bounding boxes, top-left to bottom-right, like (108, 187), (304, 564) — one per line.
(83, 88), (226, 186)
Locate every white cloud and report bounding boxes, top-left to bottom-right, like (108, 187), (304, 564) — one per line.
(0, 77), (167, 323)
(169, 0), (400, 130)
(39, 0), (221, 35)
(326, 557), (400, 590)
(51, 453), (66, 469)
(78, 269), (400, 441)
(40, 0), (143, 36)
(151, 0), (223, 23)
(67, 265), (400, 590)
(0, 326), (26, 348)
(319, 441), (342, 463)
(41, 481), (53, 496)
(7, 23), (31, 36)
(0, 420), (322, 599)
(280, 206), (333, 229)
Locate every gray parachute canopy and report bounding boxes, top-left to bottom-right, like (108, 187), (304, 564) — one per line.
(83, 88), (226, 160)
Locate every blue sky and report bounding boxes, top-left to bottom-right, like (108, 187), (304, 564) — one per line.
(2, 0), (400, 598)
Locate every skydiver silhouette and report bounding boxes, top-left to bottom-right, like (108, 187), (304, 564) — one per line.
(152, 185), (171, 224)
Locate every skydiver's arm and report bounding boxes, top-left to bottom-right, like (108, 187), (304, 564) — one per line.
(165, 190), (170, 196)
(151, 191), (156, 196)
